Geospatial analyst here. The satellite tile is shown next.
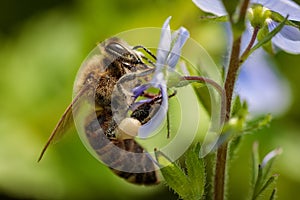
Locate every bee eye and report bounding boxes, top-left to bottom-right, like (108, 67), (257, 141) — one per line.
(106, 42), (128, 56)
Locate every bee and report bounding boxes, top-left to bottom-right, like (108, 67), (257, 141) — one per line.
(38, 37), (162, 185)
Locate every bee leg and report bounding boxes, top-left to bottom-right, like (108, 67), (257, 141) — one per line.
(141, 56), (156, 68)
(132, 45), (157, 60)
(132, 45), (157, 68)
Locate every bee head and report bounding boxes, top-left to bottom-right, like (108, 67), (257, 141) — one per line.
(104, 38), (142, 66)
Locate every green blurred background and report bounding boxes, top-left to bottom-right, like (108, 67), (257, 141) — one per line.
(1, 0), (300, 199)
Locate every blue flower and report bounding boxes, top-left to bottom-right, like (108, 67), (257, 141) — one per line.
(193, 0), (297, 115)
(192, 0), (300, 54)
(135, 17), (189, 138)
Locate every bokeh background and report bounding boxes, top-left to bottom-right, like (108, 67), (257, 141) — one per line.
(1, 0), (300, 199)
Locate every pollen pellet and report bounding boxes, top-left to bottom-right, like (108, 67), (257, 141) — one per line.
(116, 117), (141, 140)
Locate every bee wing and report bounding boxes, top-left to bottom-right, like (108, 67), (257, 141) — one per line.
(38, 85), (90, 162)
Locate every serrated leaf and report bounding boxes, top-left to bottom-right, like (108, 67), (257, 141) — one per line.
(231, 95), (242, 117)
(244, 114), (272, 134)
(202, 152), (215, 200)
(185, 144), (205, 199)
(250, 16), (288, 54)
(154, 150), (191, 199)
(231, 96), (248, 120)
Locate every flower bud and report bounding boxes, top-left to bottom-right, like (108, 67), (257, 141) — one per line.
(247, 4), (271, 28)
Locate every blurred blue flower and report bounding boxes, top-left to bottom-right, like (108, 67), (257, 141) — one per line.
(193, 0), (298, 115)
(236, 48), (291, 115)
(192, 0), (300, 53)
(135, 16), (189, 138)
(237, 26), (291, 116)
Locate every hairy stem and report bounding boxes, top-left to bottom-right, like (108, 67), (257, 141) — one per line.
(214, 37), (241, 200)
(224, 37), (242, 120)
(214, 0), (250, 199)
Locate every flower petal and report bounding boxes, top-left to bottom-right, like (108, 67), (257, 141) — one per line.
(136, 17), (189, 138)
(268, 22), (300, 54)
(157, 16), (172, 69)
(192, 0), (227, 16)
(168, 27), (190, 69)
(275, 25), (300, 41)
(132, 84), (150, 99)
(255, 0), (300, 21)
(236, 49), (291, 116)
(138, 83), (168, 138)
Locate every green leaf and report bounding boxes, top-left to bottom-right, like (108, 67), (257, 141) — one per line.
(269, 189), (276, 200)
(185, 144), (205, 199)
(250, 142), (262, 199)
(222, 0), (240, 18)
(253, 165), (264, 200)
(250, 144), (281, 200)
(228, 135), (242, 159)
(200, 15), (228, 22)
(251, 142), (260, 190)
(221, 103), (248, 137)
(231, 96), (248, 119)
(202, 152), (215, 200)
(257, 175), (278, 199)
(209, 99), (247, 152)
(271, 11), (300, 29)
(257, 25), (274, 54)
(155, 147), (207, 200)
(250, 16), (288, 54)
(231, 95), (243, 117)
(210, 114), (247, 153)
(154, 150), (190, 198)
(261, 148), (282, 182)
(244, 114), (272, 134)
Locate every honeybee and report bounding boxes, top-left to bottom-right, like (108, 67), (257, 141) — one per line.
(38, 37), (162, 185)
